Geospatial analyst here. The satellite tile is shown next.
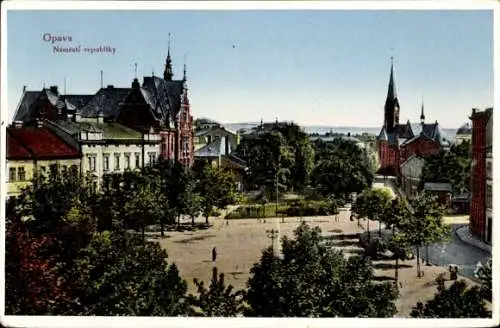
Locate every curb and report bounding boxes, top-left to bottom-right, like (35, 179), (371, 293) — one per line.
(454, 224), (492, 254)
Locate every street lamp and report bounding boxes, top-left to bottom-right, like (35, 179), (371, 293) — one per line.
(266, 228), (279, 255)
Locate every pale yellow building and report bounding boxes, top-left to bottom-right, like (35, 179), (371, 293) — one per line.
(6, 123), (82, 198)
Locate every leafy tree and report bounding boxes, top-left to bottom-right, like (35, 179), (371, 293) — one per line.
(398, 192), (448, 277)
(381, 198), (413, 284)
(5, 216), (73, 315)
(419, 141), (471, 195)
(244, 223), (399, 317)
(197, 165), (240, 224)
(353, 188), (392, 240)
(188, 267), (244, 316)
(123, 181), (165, 239)
(311, 139), (374, 200)
(475, 258), (492, 302)
(72, 231), (189, 315)
(410, 278), (491, 318)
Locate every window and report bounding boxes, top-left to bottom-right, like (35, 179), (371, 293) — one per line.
(148, 152), (156, 165)
(135, 152), (141, 168)
(17, 167), (26, 181)
(103, 154), (110, 172)
(114, 153), (120, 171)
(9, 168), (16, 182)
(70, 165), (79, 175)
(486, 185), (493, 209)
(88, 155), (97, 172)
(125, 153), (131, 170)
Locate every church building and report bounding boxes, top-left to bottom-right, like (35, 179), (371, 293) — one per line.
(376, 59), (451, 177)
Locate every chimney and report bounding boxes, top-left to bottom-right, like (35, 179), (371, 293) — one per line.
(131, 78), (140, 89)
(22, 85), (26, 93)
(472, 108), (477, 115)
(107, 85), (114, 89)
(49, 86), (58, 95)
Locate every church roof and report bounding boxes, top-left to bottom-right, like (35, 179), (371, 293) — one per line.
(377, 126), (388, 141)
(393, 122), (415, 139)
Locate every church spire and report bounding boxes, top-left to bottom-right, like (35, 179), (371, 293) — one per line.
(420, 98), (425, 124)
(183, 54), (187, 81)
(164, 33), (173, 81)
(383, 56), (400, 134)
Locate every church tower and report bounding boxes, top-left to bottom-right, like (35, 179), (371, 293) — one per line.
(164, 33), (173, 81)
(384, 57), (400, 133)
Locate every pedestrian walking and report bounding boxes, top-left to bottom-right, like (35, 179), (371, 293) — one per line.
(212, 247), (217, 262)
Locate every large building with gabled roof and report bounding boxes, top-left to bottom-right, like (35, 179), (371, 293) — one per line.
(12, 40), (194, 167)
(376, 59), (451, 177)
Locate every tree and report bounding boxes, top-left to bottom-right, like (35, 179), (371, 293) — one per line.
(419, 141), (471, 195)
(72, 231), (190, 315)
(353, 187), (392, 240)
(197, 165), (240, 225)
(381, 198), (412, 284)
(398, 192), (448, 277)
(123, 181), (164, 239)
(244, 223), (399, 317)
(5, 216), (74, 315)
(311, 139), (374, 200)
(188, 267), (244, 316)
(475, 258), (492, 302)
(411, 278), (491, 318)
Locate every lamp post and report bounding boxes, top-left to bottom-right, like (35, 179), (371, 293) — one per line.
(266, 228), (279, 255)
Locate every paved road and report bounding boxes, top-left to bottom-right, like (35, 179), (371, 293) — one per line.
(420, 230), (490, 281)
(372, 177), (490, 281)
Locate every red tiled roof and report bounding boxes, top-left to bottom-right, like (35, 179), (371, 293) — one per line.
(7, 133), (32, 159)
(7, 127), (80, 159)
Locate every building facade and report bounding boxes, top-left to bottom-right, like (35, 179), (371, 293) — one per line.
(13, 43), (194, 168)
(45, 118), (160, 189)
(6, 122), (82, 198)
(400, 154), (425, 197)
(469, 107), (493, 244)
(376, 59), (450, 177)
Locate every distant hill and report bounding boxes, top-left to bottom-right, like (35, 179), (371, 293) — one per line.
(221, 122), (458, 141)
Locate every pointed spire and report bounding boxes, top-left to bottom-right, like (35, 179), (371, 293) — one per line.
(183, 54), (187, 81)
(164, 33), (173, 81)
(383, 56), (400, 134)
(387, 56), (398, 101)
(134, 63), (138, 79)
(420, 97), (425, 124)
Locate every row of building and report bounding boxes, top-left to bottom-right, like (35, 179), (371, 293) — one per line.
(375, 59), (493, 245)
(6, 45), (246, 197)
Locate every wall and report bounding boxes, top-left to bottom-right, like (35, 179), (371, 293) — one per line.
(400, 137), (441, 163)
(6, 159), (35, 198)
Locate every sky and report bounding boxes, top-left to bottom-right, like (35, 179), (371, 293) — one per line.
(5, 8), (494, 128)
